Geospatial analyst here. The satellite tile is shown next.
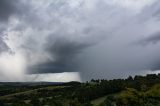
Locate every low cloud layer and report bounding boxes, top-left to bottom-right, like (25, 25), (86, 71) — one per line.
(0, 0), (160, 81)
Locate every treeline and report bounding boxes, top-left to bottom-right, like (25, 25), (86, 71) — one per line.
(74, 74), (160, 103)
(99, 84), (160, 106)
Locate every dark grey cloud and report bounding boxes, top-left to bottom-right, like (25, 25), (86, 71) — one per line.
(0, 0), (18, 21)
(0, 37), (8, 52)
(149, 1), (160, 19)
(141, 32), (160, 45)
(0, 0), (30, 22)
(28, 38), (91, 73)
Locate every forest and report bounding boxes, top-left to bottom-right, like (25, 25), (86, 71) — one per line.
(0, 74), (160, 106)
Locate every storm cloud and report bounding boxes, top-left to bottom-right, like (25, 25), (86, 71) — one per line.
(140, 32), (160, 45)
(0, 0), (17, 21)
(0, 0), (160, 81)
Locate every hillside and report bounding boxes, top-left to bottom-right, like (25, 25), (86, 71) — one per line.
(0, 74), (160, 106)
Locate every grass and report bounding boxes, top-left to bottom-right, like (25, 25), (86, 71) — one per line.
(0, 86), (66, 99)
(91, 95), (108, 106)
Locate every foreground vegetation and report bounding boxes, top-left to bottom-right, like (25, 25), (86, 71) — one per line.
(0, 74), (160, 106)
(99, 84), (160, 106)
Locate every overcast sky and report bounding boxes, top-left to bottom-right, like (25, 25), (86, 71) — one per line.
(0, 0), (160, 82)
